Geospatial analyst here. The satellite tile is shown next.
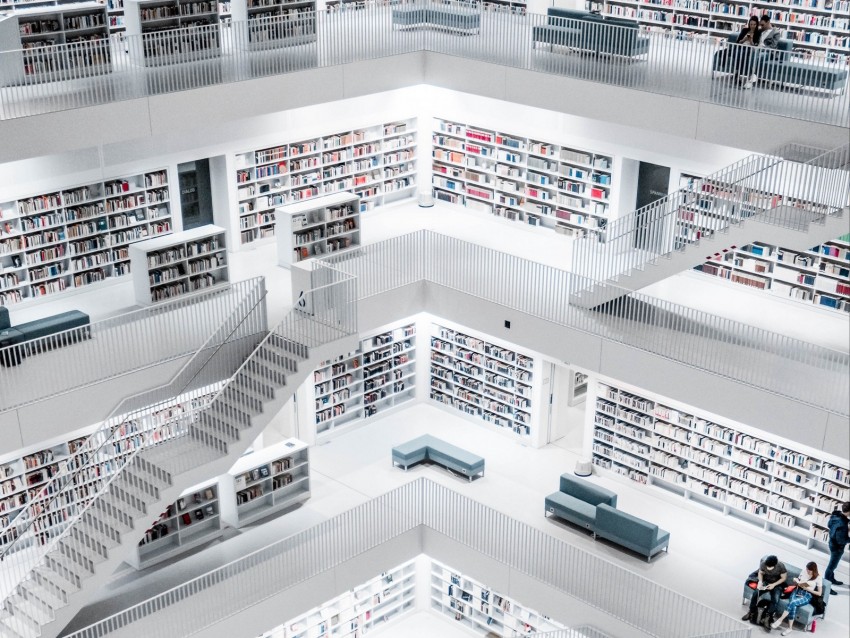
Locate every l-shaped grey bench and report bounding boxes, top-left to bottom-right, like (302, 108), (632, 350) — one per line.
(392, 434), (485, 481)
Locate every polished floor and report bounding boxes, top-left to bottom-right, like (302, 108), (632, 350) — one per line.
(0, 9), (846, 125)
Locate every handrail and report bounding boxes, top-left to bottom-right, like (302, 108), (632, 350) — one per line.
(322, 230), (849, 415)
(62, 478), (745, 638)
(571, 143), (850, 284)
(0, 278), (266, 572)
(0, 278), (267, 413)
(0, 3), (846, 125)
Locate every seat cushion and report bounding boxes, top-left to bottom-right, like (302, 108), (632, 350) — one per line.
(16, 310), (90, 340)
(545, 491), (597, 528)
(0, 306), (10, 330)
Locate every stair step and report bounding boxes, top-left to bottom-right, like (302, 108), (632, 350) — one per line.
(267, 333), (310, 359)
(106, 482), (148, 518)
(208, 397), (256, 425)
(71, 516), (121, 550)
(141, 437), (226, 476)
(197, 412), (243, 439)
(56, 536), (107, 572)
(129, 455), (173, 489)
(113, 470), (161, 501)
(244, 358), (289, 388)
(0, 615), (40, 638)
(87, 496), (134, 533)
(32, 564), (78, 601)
(20, 578), (67, 611)
(220, 384), (265, 415)
(187, 424), (232, 455)
(42, 553), (89, 591)
(257, 341), (303, 374)
(7, 595), (53, 628)
(231, 373), (277, 403)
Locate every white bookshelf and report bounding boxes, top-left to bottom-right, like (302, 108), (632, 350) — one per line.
(696, 236), (850, 313)
(428, 322), (538, 442)
(0, 2), (111, 84)
(0, 168), (171, 308)
(230, 0), (316, 50)
(129, 224), (227, 306)
(590, 380), (850, 556)
(600, 0), (850, 64)
(126, 478), (223, 570)
(308, 321), (417, 438)
(125, 0), (221, 66)
(0, 389), (216, 554)
(276, 192), (360, 267)
(233, 118), (417, 247)
(219, 438), (310, 528)
(432, 118), (614, 238)
(429, 559), (565, 636)
(257, 559), (416, 638)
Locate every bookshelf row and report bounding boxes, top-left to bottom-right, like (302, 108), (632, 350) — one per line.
(128, 478), (224, 569)
(0, 389), (217, 553)
(594, 0), (850, 63)
(257, 559), (416, 638)
(234, 118), (417, 246)
(219, 438), (310, 528)
(589, 381), (850, 553)
(0, 169), (171, 307)
(695, 235), (850, 313)
(0, 3), (112, 82)
(309, 321), (417, 438)
(129, 224), (229, 305)
(428, 322), (536, 440)
(431, 117), (615, 238)
(276, 193), (360, 266)
(429, 559), (564, 636)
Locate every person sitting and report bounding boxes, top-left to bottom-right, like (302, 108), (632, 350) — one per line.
(771, 562), (823, 635)
(733, 16), (761, 85)
(743, 14), (781, 89)
(742, 554), (788, 628)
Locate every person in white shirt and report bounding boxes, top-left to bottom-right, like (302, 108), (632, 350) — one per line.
(743, 15), (781, 89)
(771, 562), (823, 635)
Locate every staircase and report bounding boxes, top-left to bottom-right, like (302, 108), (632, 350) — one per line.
(570, 144), (850, 309)
(0, 276), (358, 638)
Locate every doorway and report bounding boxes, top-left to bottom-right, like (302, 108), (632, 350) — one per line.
(178, 159), (214, 230)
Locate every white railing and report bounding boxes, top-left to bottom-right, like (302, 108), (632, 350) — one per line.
(0, 277), (268, 412)
(62, 478), (748, 638)
(0, 277), (267, 585)
(0, 269), (359, 622)
(571, 143), (850, 284)
(0, 2), (847, 125)
(322, 230), (850, 415)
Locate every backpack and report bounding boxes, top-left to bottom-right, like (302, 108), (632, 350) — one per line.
(811, 592), (826, 616)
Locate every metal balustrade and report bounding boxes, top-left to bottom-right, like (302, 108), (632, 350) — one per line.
(61, 478), (747, 638)
(570, 143), (849, 294)
(0, 277), (268, 413)
(322, 230), (850, 415)
(0, 277), (267, 590)
(0, 268), (359, 638)
(0, 2), (847, 125)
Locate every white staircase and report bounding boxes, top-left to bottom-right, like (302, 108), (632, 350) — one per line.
(0, 316), (357, 638)
(570, 144), (850, 309)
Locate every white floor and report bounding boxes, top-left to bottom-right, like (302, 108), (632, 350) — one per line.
(67, 402), (850, 638)
(370, 610), (476, 638)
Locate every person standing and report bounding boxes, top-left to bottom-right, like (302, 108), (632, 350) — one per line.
(742, 555), (788, 627)
(825, 501), (850, 589)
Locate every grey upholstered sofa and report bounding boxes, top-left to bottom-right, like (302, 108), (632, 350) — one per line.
(392, 434), (485, 481)
(712, 35), (847, 96)
(594, 503), (670, 561)
(742, 560), (832, 631)
(544, 473), (617, 530)
(532, 8), (650, 60)
(0, 306), (90, 366)
(545, 474), (670, 561)
(391, 3), (481, 35)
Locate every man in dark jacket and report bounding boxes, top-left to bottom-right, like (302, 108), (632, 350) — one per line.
(825, 501), (850, 589)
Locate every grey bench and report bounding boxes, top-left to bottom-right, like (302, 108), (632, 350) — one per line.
(0, 307), (91, 366)
(544, 473), (617, 530)
(392, 434), (484, 481)
(594, 503), (670, 562)
(742, 558), (831, 631)
(391, 6), (481, 35)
